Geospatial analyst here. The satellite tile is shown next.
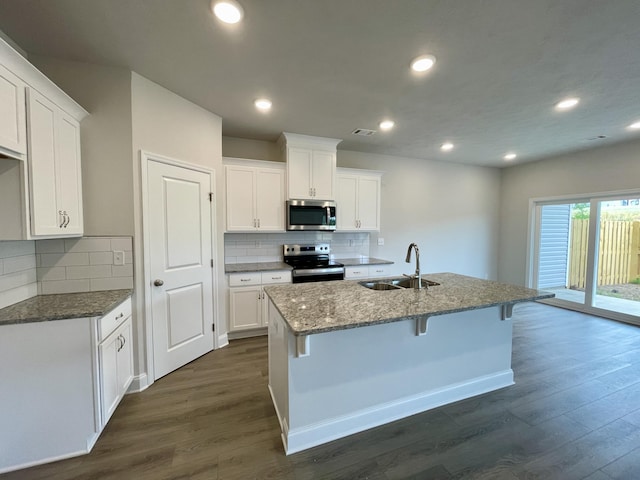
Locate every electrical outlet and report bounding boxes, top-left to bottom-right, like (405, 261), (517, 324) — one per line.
(377, 238), (385, 246)
(113, 250), (125, 266)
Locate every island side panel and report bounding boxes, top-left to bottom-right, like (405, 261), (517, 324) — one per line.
(267, 299), (290, 448)
(281, 306), (514, 454)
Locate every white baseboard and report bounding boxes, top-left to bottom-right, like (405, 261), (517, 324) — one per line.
(0, 446), (89, 475)
(228, 328), (267, 340)
(127, 373), (149, 393)
(216, 332), (229, 348)
(283, 370), (514, 455)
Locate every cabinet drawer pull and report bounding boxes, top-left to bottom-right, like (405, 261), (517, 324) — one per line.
(240, 278), (251, 282)
(115, 312), (124, 320)
(271, 276), (281, 280)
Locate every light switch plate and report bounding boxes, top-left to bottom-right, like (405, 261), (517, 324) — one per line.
(113, 250), (125, 266)
(377, 238), (385, 246)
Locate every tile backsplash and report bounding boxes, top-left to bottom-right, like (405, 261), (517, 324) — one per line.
(224, 232), (370, 264)
(0, 241), (37, 309)
(36, 237), (134, 294)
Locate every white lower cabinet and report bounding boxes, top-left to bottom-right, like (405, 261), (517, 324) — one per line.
(228, 271), (291, 333)
(98, 311), (133, 427)
(0, 295), (132, 473)
(345, 264), (391, 279)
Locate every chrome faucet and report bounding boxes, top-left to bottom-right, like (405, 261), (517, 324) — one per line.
(405, 242), (422, 289)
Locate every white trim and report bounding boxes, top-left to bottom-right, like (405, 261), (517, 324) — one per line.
(127, 373), (150, 393)
(227, 328), (267, 340)
(0, 447), (90, 475)
(222, 157), (285, 169)
(529, 188), (640, 205)
(281, 370), (514, 455)
(216, 332), (229, 349)
(139, 150), (220, 386)
(336, 166), (385, 177)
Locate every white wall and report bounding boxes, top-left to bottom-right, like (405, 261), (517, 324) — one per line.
(338, 150), (502, 279)
(499, 138), (640, 286)
(29, 57), (134, 235)
(130, 72), (225, 378)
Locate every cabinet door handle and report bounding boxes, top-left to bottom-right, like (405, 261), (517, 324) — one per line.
(59, 210), (64, 228)
(257, 218), (260, 228)
(116, 335), (122, 352)
(65, 213), (70, 228)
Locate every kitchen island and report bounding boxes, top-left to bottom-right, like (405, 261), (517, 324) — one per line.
(264, 273), (553, 454)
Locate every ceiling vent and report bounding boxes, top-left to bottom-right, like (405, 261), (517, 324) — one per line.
(351, 128), (376, 136)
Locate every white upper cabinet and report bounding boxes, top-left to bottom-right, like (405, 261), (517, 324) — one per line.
(279, 132), (342, 200)
(336, 168), (382, 231)
(27, 89), (83, 237)
(0, 37), (88, 240)
(225, 158), (285, 232)
(0, 64), (27, 159)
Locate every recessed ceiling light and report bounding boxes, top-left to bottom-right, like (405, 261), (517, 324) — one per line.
(212, 1), (244, 24)
(627, 120), (640, 130)
(254, 98), (272, 112)
(555, 97), (580, 110)
(410, 55), (436, 73)
(504, 153), (517, 161)
(441, 142), (454, 152)
(379, 120), (395, 131)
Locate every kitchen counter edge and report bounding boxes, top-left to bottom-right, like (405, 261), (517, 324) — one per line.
(0, 289), (133, 326)
(264, 273), (554, 336)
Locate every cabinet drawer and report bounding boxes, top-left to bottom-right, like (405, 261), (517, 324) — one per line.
(369, 265), (391, 277)
(98, 297), (132, 341)
(344, 266), (369, 279)
(229, 272), (261, 287)
(261, 271), (292, 285)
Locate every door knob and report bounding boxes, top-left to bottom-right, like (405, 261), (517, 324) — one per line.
(154, 279), (164, 286)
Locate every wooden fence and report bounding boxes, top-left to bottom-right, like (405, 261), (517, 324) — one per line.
(569, 220), (640, 288)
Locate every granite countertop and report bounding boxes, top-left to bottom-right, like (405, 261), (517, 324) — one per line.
(340, 257), (394, 267)
(0, 289), (133, 326)
(225, 262), (292, 274)
(263, 272), (554, 336)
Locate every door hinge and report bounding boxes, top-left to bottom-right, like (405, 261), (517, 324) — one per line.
(209, 192), (213, 202)
(211, 259), (214, 267)
(212, 323), (215, 332)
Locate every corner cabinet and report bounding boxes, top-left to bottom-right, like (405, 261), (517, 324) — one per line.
(279, 132), (342, 200)
(336, 168), (382, 231)
(224, 158), (285, 232)
(0, 37), (88, 240)
(228, 271), (291, 335)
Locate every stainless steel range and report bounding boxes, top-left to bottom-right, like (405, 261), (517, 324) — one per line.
(283, 244), (345, 283)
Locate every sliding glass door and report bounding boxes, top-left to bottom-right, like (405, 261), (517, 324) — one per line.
(531, 193), (640, 324)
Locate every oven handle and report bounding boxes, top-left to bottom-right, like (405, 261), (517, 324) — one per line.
(293, 267), (345, 276)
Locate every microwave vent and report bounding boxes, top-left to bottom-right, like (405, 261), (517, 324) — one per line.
(351, 128), (376, 136)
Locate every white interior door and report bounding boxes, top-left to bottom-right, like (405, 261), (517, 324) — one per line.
(147, 159), (214, 380)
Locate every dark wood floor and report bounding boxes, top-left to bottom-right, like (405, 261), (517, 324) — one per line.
(3, 303), (640, 480)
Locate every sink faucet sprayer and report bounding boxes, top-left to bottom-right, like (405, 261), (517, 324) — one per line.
(405, 243), (422, 289)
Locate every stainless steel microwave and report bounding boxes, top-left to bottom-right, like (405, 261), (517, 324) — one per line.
(286, 200), (336, 231)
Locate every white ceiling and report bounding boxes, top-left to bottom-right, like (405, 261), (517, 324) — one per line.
(1, 0), (640, 167)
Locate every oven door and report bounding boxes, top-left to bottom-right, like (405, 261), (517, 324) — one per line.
(292, 267), (345, 283)
(287, 200), (336, 231)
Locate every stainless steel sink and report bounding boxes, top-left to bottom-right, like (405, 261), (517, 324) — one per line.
(358, 276), (440, 291)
